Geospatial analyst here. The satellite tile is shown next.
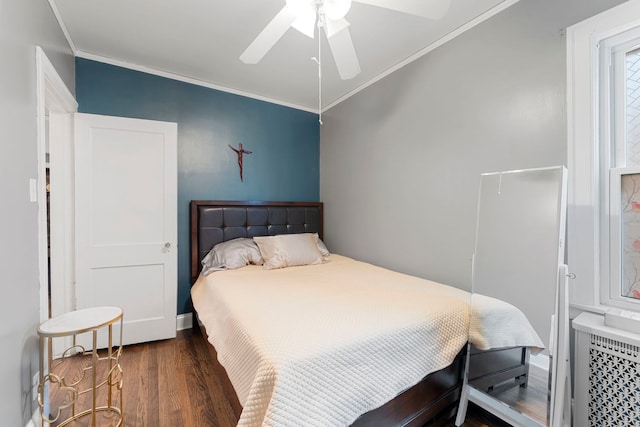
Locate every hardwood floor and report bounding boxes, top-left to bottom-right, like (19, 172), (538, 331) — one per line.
(46, 328), (543, 426)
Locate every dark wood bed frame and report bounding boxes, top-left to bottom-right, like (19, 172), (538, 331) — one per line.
(189, 200), (528, 426)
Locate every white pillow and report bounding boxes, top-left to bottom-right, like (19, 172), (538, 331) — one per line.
(314, 233), (330, 258)
(254, 233), (324, 270)
(201, 238), (263, 276)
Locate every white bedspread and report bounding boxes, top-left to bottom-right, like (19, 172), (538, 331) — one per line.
(469, 293), (545, 353)
(191, 254), (544, 427)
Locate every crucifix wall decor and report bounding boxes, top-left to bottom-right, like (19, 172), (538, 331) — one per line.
(229, 143), (252, 182)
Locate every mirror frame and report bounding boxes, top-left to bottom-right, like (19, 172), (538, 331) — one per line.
(455, 166), (570, 427)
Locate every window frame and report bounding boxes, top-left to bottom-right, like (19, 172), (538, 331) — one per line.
(567, 0), (640, 313)
(602, 31), (640, 309)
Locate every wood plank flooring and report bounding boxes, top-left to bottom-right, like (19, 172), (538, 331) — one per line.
(45, 328), (544, 426)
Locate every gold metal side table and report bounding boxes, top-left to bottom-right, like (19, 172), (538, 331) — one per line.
(37, 306), (124, 426)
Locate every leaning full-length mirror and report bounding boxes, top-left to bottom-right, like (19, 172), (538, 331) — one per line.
(456, 166), (569, 427)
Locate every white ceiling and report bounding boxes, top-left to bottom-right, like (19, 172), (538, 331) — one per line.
(50, 0), (516, 112)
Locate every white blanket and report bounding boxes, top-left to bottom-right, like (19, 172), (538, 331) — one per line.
(469, 293), (545, 352)
(191, 254), (543, 427)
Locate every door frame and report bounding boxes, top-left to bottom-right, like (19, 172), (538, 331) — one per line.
(36, 47), (77, 324)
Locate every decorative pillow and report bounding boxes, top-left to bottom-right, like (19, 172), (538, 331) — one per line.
(314, 233), (330, 258)
(201, 238), (263, 276)
(254, 233), (324, 270)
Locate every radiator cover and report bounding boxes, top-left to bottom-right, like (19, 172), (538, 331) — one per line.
(574, 312), (640, 427)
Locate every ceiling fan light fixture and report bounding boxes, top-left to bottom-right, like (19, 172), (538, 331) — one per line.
(291, 8), (317, 38)
(323, 0), (352, 21)
(285, 0), (315, 17)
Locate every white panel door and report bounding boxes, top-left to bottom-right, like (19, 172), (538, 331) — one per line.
(75, 113), (177, 346)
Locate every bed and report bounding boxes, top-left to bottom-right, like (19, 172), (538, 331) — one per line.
(189, 200), (541, 427)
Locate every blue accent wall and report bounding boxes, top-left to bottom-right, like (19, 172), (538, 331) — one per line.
(75, 58), (320, 315)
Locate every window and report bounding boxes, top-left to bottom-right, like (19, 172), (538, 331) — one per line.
(567, 1), (640, 312)
(600, 29), (640, 309)
(603, 29), (640, 309)
(623, 48), (640, 168)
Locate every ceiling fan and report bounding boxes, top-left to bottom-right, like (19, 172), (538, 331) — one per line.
(240, 0), (452, 80)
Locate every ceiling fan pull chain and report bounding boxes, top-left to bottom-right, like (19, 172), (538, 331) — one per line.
(318, 14), (323, 125)
(316, 4), (325, 124)
(311, 54), (322, 124)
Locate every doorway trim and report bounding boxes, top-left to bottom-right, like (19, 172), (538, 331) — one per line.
(36, 47), (77, 324)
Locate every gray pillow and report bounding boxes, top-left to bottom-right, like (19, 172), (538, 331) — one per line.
(201, 238), (263, 276)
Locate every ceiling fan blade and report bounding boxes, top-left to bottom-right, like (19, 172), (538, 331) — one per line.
(325, 17), (350, 38)
(240, 6), (297, 64)
(326, 27), (361, 80)
(354, 0), (451, 19)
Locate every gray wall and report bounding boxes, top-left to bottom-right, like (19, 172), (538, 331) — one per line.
(0, 0), (74, 424)
(320, 0), (625, 291)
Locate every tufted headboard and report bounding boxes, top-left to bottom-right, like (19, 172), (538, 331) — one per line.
(190, 200), (324, 282)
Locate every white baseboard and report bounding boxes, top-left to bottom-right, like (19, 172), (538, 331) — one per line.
(529, 353), (549, 380)
(176, 312), (193, 331)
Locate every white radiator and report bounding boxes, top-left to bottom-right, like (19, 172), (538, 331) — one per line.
(573, 312), (640, 427)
